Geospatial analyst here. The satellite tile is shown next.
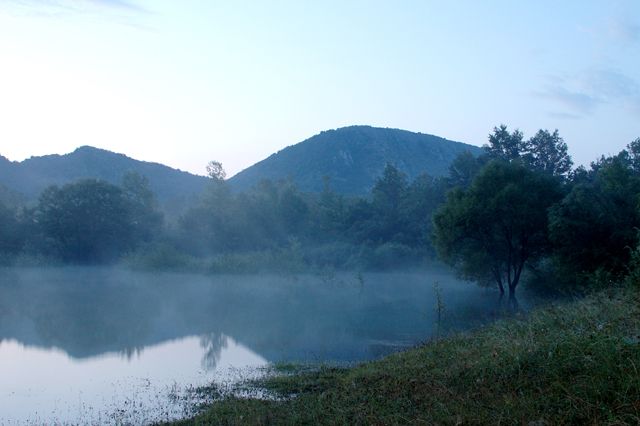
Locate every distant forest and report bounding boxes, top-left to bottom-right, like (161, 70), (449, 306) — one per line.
(1, 125), (640, 297)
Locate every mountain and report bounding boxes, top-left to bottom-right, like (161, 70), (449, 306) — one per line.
(0, 147), (208, 212)
(229, 126), (482, 195)
(0, 126), (482, 209)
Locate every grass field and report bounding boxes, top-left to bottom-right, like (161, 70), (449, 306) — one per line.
(173, 285), (640, 425)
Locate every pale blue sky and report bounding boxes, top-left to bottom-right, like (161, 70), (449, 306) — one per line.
(0, 1), (638, 176)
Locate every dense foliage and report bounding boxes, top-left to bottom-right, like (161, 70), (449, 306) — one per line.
(1, 126), (640, 296)
(433, 161), (563, 297)
(549, 141), (640, 283)
(0, 174), (162, 264)
(433, 126), (640, 295)
(230, 125), (481, 194)
(0, 146), (208, 214)
(173, 164), (448, 269)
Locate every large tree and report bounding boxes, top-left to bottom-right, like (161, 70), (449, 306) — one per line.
(370, 164), (409, 242)
(484, 125), (573, 179)
(549, 145), (640, 279)
(525, 129), (573, 177)
(34, 179), (138, 263)
(121, 171), (163, 242)
(484, 124), (525, 162)
(433, 161), (563, 299)
(447, 150), (484, 189)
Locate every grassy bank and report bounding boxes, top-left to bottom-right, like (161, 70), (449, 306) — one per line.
(174, 286), (640, 425)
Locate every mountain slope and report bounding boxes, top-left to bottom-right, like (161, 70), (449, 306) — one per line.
(0, 147), (208, 211)
(0, 126), (482, 208)
(229, 126), (481, 195)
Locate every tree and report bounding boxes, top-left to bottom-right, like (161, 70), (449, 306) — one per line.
(121, 171), (164, 242)
(484, 124), (525, 162)
(549, 149), (640, 279)
(433, 161), (563, 301)
(525, 129), (573, 177)
(0, 200), (22, 257)
(626, 137), (640, 173)
(122, 171), (155, 208)
(369, 164), (409, 243)
(179, 174), (236, 253)
(401, 173), (447, 249)
(314, 176), (347, 238)
(34, 179), (138, 263)
(447, 150), (484, 188)
(277, 183), (310, 235)
(372, 164), (408, 210)
(206, 160), (226, 181)
(483, 125), (573, 179)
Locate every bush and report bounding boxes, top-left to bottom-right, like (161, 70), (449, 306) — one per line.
(123, 242), (201, 272)
(364, 242), (419, 270)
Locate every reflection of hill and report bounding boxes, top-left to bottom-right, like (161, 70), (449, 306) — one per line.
(0, 267), (505, 363)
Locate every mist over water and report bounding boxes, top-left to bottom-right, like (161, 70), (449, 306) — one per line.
(0, 266), (525, 424)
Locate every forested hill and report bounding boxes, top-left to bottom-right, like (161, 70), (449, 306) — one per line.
(228, 126), (482, 195)
(0, 126), (481, 206)
(0, 146), (208, 209)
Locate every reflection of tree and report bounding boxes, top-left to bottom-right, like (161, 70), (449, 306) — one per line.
(199, 333), (228, 371)
(119, 345), (145, 360)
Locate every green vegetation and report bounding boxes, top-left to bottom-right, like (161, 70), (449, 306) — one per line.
(433, 161), (563, 299)
(484, 125), (573, 177)
(161, 125), (640, 424)
(0, 126), (479, 269)
(0, 126), (476, 208)
(434, 127), (640, 296)
(549, 139), (640, 283)
(175, 285), (640, 425)
(156, 162), (448, 271)
(0, 146), (207, 211)
(34, 175), (162, 263)
(2, 125), (640, 423)
(0, 173), (164, 264)
(2, 125), (640, 283)
(229, 125), (481, 194)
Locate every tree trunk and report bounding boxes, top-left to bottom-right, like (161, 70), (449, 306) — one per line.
(494, 268), (505, 295)
(508, 291), (519, 311)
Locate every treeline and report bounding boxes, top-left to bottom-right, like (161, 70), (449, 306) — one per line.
(0, 173), (162, 264)
(1, 126), (640, 293)
(168, 164), (448, 270)
(0, 159), (449, 269)
(434, 126), (640, 297)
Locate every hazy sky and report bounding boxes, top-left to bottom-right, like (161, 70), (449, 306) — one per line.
(0, 1), (638, 177)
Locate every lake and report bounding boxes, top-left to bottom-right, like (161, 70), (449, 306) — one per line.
(0, 266), (516, 424)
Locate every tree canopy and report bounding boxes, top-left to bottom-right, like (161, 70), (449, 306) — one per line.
(549, 146), (640, 280)
(525, 129), (573, 177)
(484, 125), (525, 162)
(32, 178), (162, 263)
(483, 125), (573, 178)
(433, 161), (564, 298)
(206, 161), (227, 181)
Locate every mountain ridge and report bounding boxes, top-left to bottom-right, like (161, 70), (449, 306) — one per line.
(0, 146), (209, 213)
(0, 126), (482, 208)
(228, 125), (482, 194)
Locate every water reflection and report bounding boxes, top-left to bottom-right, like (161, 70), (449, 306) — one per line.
(199, 333), (228, 370)
(0, 266), (528, 423)
(0, 335), (265, 424)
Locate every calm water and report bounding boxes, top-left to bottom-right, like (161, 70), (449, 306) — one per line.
(0, 266), (516, 424)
